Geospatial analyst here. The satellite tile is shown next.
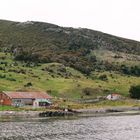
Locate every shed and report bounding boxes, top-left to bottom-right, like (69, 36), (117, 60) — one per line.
(0, 91), (52, 107)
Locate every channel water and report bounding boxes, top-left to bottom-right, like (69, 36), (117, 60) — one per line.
(0, 114), (140, 140)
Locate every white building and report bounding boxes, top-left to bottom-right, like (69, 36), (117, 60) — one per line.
(106, 93), (121, 101)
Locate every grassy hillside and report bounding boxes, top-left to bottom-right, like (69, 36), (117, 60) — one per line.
(0, 20), (140, 76)
(0, 52), (140, 100)
(0, 20), (140, 101)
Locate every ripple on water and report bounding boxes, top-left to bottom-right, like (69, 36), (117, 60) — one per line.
(0, 115), (140, 140)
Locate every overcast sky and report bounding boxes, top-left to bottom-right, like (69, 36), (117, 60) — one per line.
(0, 0), (140, 41)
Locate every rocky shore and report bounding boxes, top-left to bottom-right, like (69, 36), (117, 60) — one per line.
(77, 106), (140, 113)
(0, 111), (42, 117)
(0, 106), (140, 118)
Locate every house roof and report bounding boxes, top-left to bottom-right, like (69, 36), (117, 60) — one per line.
(2, 91), (52, 99)
(111, 93), (121, 96)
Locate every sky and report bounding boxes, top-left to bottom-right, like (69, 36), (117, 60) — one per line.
(0, 0), (140, 41)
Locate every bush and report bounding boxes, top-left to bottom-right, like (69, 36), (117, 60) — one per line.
(0, 74), (6, 78)
(6, 77), (16, 81)
(82, 87), (95, 96)
(129, 85), (140, 99)
(99, 74), (108, 81)
(24, 82), (33, 87)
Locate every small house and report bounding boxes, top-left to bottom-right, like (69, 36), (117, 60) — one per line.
(106, 93), (121, 101)
(0, 91), (52, 107)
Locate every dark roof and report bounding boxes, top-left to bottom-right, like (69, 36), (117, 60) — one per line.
(2, 91), (52, 99)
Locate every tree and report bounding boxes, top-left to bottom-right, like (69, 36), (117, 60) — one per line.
(129, 85), (140, 99)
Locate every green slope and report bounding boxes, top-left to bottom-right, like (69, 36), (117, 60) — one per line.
(0, 20), (140, 100)
(0, 20), (140, 76)
(0, 52), (140, 100)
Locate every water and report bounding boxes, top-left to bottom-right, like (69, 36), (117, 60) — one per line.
(0, 114), (140, 140)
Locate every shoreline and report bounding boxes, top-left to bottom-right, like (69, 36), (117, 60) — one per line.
(76, 106), (140, 117)
(0, 106), (140, 117)
(0, 111), (42, 117)
(76, 106), (140, 113)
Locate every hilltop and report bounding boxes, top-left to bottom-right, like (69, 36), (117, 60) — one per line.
(0, 20), (140, 76)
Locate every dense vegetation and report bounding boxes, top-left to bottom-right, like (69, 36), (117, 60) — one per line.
(129, 85), (140, 99)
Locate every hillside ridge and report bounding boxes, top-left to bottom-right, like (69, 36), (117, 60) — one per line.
(0, 19), (140, 76)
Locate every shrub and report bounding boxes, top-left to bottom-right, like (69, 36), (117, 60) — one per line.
(0, 74), (6, 78)
(24, 82), (33, 87)
(82, 87), (95, 96)
(129, 85), (140, 99)
(99, 74), (108, 81)
(6, 77), (16, 81)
